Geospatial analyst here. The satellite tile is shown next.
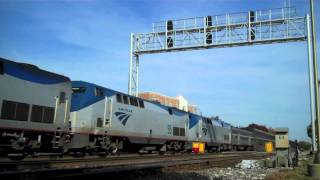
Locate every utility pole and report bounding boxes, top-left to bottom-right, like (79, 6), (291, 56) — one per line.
(308, 0), (320, 177)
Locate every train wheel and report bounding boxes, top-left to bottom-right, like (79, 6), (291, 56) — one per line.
(87, 148), (95, 156)
(8, 152), (26, 161)
(58, 147), (64, 157)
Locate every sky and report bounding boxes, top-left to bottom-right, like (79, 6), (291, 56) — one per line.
(0, 0), (319, 141)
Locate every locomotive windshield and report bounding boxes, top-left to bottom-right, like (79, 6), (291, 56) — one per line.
(72, 87), (86, 94)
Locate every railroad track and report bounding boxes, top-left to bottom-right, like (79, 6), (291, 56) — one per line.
(0, 151), (272, 179)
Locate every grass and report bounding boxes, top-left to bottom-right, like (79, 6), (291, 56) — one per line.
(265, 154), (314, 180)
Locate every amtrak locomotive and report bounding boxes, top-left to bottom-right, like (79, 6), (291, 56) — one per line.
(0, 58), (274, 159)
(0, 58), (71, 158)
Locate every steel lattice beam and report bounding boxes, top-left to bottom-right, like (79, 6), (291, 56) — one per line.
(129, 7), (307, 96)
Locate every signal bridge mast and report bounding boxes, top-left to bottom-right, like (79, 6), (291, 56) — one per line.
(129, 7), (307, 96)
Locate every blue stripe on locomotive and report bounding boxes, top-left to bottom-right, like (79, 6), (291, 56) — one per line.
(189, 113), (201, 129)
(0, 58), (70, 84)
(71, 81), (117, 112)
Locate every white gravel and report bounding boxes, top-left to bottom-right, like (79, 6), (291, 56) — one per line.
(195, 167), (279, 180)
(133, 159), (281, 180)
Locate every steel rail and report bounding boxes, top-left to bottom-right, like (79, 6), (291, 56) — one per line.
(0, 152), (271, 178)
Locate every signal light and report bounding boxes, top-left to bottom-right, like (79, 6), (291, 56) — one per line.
(167, 20), (173, 31)
(206, 16), (212, 27)
(250, 11), (255, 22)
(206, 33), (212, 44)
(167, 37), (173, 48)
(250, 29), (255, 40)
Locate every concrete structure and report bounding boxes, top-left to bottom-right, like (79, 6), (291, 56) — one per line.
(275, 128), (289, 167)
(138, 92), (197, 113)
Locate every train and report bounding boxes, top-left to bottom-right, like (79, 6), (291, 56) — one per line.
(0, 58), (274, 159)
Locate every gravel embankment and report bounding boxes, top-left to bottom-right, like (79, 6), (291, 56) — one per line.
(132, 167), (280, 180)
(132, 159), (282, 180)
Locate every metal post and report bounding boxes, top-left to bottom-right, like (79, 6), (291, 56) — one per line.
(203, 16), (207, 46)
(129, 34), (139, 96)
(309, 0), (320, 163)
(129, 33), (134, 95)
(165, 21), (168, 49)
(308, 0), (320, 177)
(135, 55), (139, 97)
(248, 11), (251, 42)
(307, 14), (317, 152)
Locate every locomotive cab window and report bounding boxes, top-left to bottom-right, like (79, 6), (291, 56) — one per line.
(95, 87), (104, 97)
(116, 94), (122, 103)
(168, 108), (173, 115)
(72, 87), (86, 94)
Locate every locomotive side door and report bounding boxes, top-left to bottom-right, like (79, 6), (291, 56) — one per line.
(54, 92), (69, 129)
(104, 97), (113, 128)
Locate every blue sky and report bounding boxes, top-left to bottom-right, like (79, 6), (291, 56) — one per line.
(0, 0), (319, 140)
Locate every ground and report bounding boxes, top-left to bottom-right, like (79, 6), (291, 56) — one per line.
(265, 153), (314, 180)
(128, 152), (315, 180)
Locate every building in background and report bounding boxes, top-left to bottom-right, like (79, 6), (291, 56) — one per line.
(138, 92), (197, 113)
(246, 123), (275, 134)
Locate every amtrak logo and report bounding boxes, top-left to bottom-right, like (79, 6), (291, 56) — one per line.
(115, 112), (131, 126)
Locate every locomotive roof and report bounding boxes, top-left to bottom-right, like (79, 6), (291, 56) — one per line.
(0, 57), (70, 84)
(72, 80), (193, 113)
(71, 80), (178, 112)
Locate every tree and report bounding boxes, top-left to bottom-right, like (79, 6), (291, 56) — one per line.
(307, 121), (319, 148)
(307, 123), (312, 140)
(298, 141), (312, 151)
